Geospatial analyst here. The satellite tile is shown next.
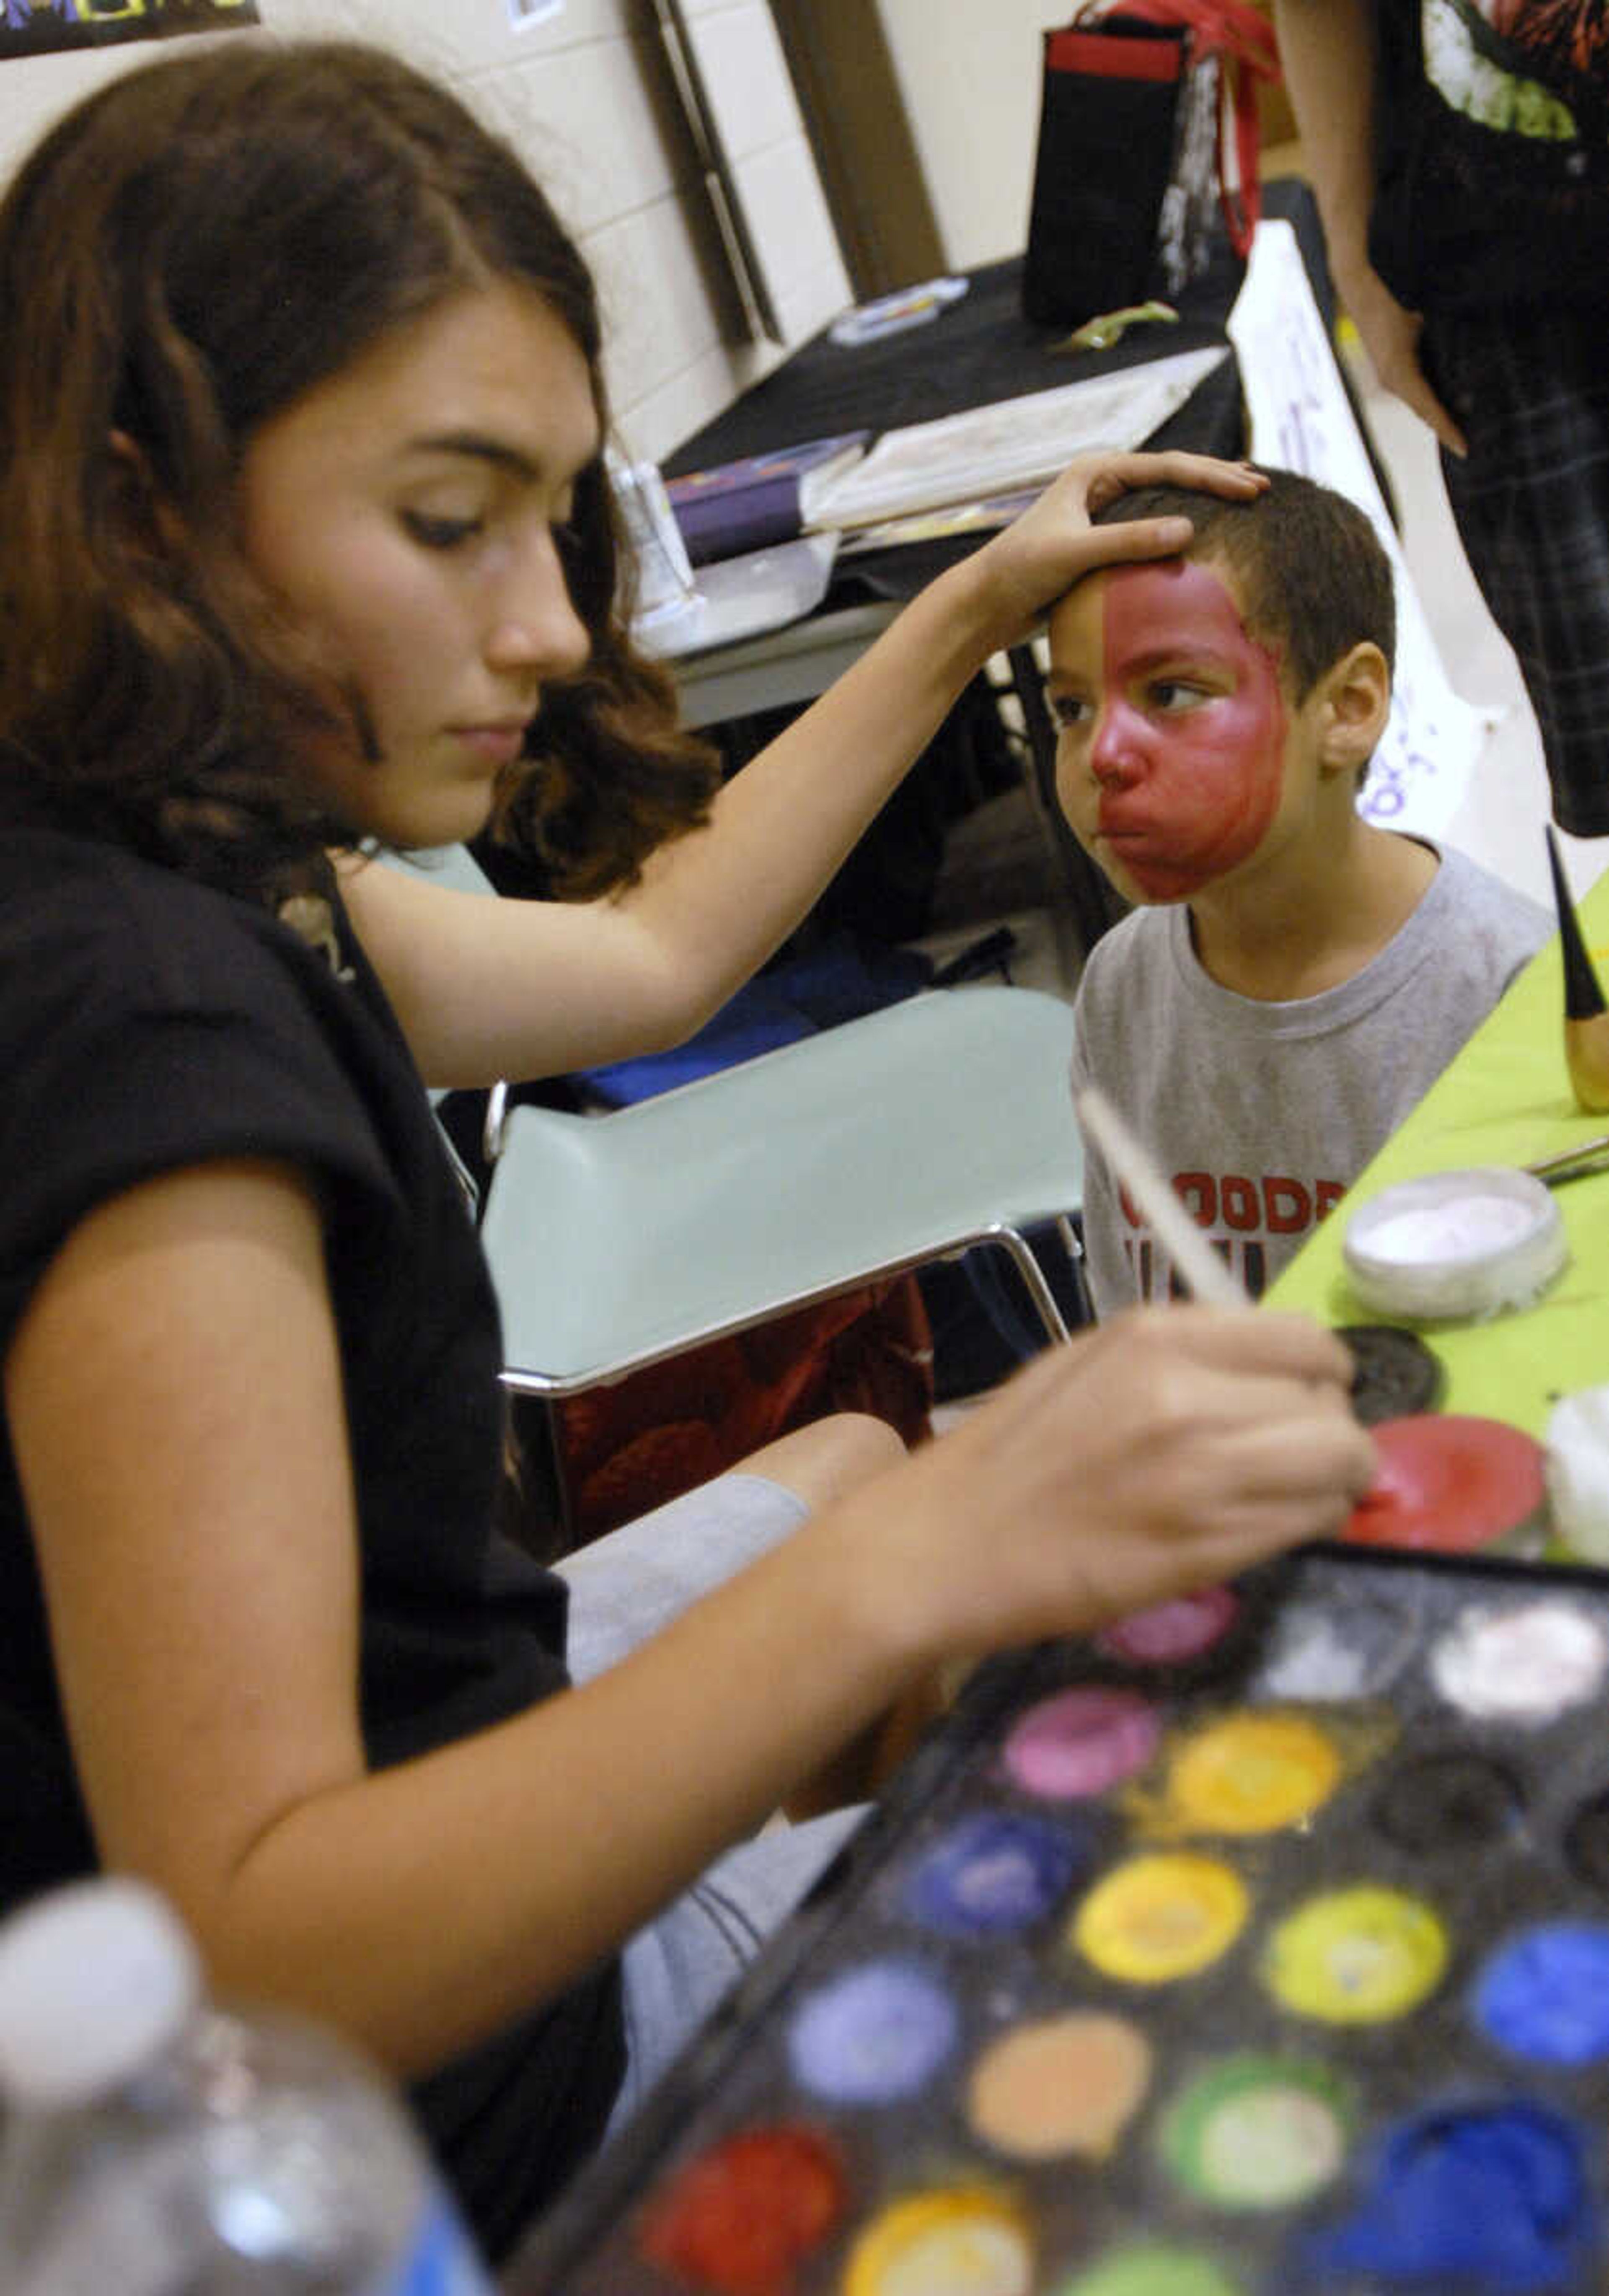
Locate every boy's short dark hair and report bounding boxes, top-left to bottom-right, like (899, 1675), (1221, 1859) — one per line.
(1091, 466), (1396, 700)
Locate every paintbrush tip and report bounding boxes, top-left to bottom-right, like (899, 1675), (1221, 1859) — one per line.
(1546, 826), (1607, 1021)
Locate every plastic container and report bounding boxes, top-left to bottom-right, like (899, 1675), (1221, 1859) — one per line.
(1341, 1165), (1567, 1323)
(0, 1877), (494, 2294)
(828, 276), (968, 346)
(605, 448), (698, 632)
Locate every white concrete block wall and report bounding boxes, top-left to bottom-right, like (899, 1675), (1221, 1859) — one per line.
(669, 0), (852, 434)
(680, 0), (797, 157)
(0, 0), (851, 462)
(873, 0), (1066, 271)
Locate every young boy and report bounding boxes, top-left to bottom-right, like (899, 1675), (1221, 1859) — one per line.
(1051, 468), (1550, 1312)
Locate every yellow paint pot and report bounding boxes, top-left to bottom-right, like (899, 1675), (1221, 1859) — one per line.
(1265, 1884), (1448, 2023)
(1073, 1852), (1249, 1985)
(1163, 1713), (1342, 1835)
(842, 2187), (1033, 2296)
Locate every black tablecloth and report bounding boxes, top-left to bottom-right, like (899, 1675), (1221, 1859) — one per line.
(660, 180), (1378, 606)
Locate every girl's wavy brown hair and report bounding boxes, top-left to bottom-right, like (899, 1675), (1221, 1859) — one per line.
(0, 38), (717, 904)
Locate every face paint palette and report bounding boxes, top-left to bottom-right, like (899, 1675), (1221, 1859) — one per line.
(1337, 1326), (1444, 1426)
(514, 1546), (1609, 2295)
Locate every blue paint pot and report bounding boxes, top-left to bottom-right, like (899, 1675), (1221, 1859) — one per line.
(1301, 2098), (1595, 2291)
(903, 1810), (1086, 1940)
(1473, 1924), (1609, 2068)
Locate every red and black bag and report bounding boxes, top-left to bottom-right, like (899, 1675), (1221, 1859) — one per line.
(1022, 0), (1279, 329)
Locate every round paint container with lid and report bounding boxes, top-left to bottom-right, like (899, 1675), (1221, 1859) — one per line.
(1342, 1166), (1565, 1321)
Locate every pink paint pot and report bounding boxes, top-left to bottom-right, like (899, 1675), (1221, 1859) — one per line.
(1003, 1686), (1162, 1800)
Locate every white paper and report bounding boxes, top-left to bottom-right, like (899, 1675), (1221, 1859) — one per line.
(1227, 219), (1494, 837)
(806, 347), (1230, 532)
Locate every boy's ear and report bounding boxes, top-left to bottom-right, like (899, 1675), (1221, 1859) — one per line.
(1314, 640), (1390, 778)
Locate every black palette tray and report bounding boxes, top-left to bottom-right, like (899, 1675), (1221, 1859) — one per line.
(513, 1543), (1609, 2295)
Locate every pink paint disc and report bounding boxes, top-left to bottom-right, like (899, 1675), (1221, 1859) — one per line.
(1004, 1686), (1162, 1799)
(1095, 1587), (1239, 1666)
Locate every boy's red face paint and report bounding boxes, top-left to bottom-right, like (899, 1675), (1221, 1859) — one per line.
(1051, 560), (1288, 902)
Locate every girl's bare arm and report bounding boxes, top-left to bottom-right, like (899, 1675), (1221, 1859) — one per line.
(7, 1160), (1368, 2079)
(345, 451), (1263, 1089)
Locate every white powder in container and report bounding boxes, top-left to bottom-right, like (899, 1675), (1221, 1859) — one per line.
(1343, 1166), (1567, 1320)
(1363, 1194), (1539, 1265)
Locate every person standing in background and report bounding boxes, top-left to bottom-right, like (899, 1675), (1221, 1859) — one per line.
(1273, 0), (1609, 838)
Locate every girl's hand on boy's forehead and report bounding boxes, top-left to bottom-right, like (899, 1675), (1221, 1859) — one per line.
(1082, 450), (1268, 518)
(969, 451), (1267, 653)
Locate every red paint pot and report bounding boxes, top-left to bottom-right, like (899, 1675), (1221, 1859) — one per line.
(636, 2123), (845, 2294)
(1344, 1414), (1546, 1554)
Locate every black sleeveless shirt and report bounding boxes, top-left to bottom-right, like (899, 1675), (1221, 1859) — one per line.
(1369, 0), (1609, 313)
(0, 828), (622, 2262)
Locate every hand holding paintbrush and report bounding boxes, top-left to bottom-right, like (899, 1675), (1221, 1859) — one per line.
(1073, 1087), (1402, 1554)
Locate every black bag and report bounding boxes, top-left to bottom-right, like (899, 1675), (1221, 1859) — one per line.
(1022, 0), (1277, 329)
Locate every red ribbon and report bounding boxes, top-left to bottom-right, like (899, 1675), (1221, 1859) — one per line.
(1055, 0), (1281, 256)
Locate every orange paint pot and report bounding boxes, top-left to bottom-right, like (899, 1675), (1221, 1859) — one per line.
(967, 2011), (1151, 2161)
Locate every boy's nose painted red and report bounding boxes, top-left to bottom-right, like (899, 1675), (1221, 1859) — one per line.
(1089, 695), (1153, 791)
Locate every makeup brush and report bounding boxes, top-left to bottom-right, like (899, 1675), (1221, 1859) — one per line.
(1074, 1087), (1251, 1309)
(1545, 825), (1609, 1113)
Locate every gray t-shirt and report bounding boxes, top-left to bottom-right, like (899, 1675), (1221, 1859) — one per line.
(1070, 840), (1551, 1312)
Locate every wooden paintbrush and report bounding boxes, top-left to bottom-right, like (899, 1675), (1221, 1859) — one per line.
(1074, 1086), (1251, 1309)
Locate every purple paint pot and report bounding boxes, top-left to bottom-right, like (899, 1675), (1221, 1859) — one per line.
(786, 1958), (957, 2107)
(903, 1811), (1086, 1940)
(1003, 1686), (1161, 1800)
(1095, 1588), (1239, 1667)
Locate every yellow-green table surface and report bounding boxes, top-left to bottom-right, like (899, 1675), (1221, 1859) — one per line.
(1266, 865), (1609, 1440)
